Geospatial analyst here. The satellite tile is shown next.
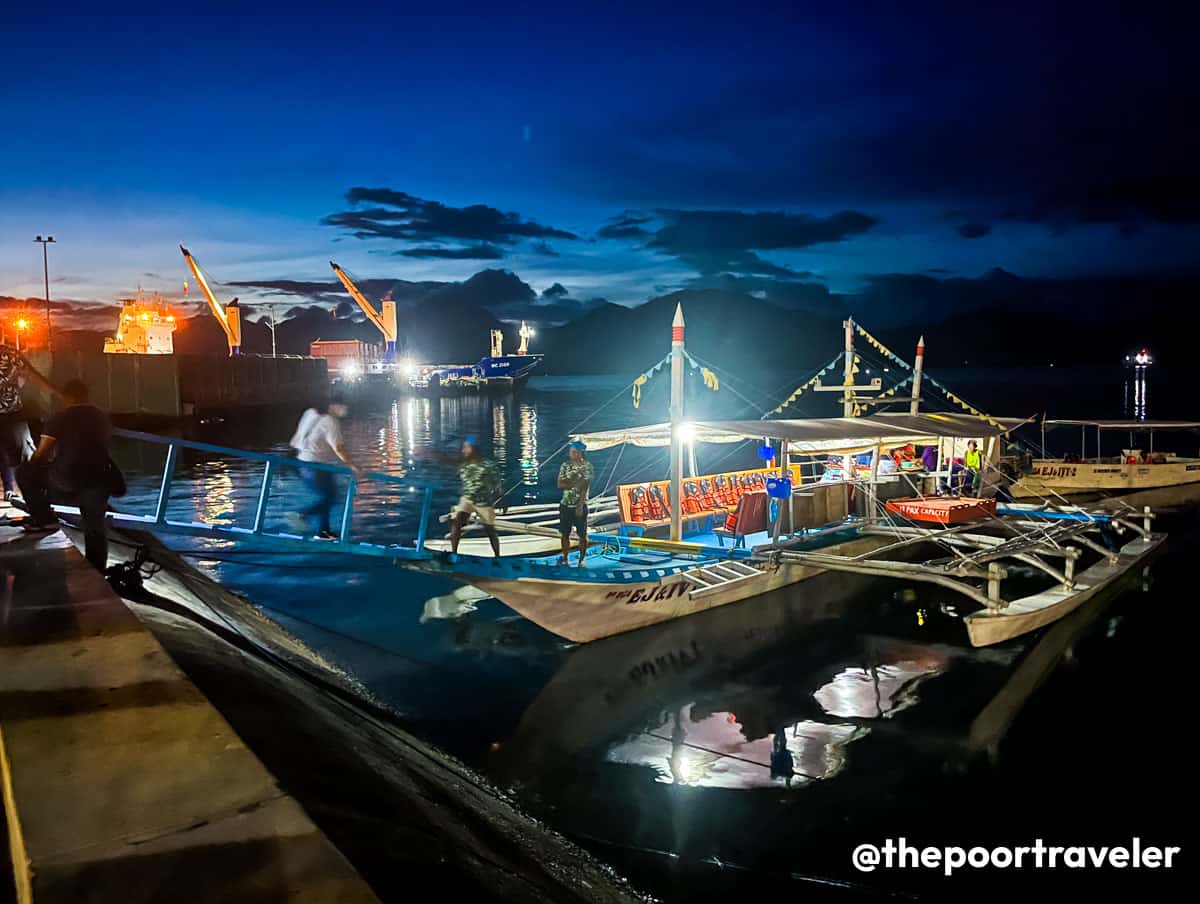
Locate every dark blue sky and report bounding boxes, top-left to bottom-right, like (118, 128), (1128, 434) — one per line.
(1, 1), (1196, 320)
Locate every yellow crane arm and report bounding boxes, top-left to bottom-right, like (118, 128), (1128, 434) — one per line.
(330, 262), (386, 335)
(179, 244), (239, 347)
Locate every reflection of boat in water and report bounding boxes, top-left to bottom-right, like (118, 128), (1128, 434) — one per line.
(486, 568), (1009, 790)
(487, 546), (1147, 795)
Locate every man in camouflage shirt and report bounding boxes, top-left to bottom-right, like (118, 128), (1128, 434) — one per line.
(557, 440), (593, 566)
(450, 435), (502, 560)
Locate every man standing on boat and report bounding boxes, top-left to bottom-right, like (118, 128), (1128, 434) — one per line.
(557, 440), (592, 566)
(450, 436), (502, 561)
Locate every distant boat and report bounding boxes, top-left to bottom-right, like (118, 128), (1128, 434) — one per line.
(408, 324), (542, 395)
(1009, 419), (1200, 510)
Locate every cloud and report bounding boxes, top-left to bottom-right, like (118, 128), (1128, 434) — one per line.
(958, 222), (992, 239)
(541, 282), (569, 299)
(321, 187), (578, 259)
(396, 244), (505, 260)
(621, 208), (878, 277)
(530, 241), (560, 257)
(597, 212), (654, 240)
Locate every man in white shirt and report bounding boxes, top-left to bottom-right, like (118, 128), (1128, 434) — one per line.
(289, 395), (374, 539)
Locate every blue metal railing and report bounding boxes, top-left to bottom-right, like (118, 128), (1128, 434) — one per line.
(113, 428), (437, 552)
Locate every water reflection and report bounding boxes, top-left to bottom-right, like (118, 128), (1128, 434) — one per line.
(814, 655), (947, 719)
(519, 403), (539, 490)
(1123, 366), (1149, 420)
(607, 704), (865, 790)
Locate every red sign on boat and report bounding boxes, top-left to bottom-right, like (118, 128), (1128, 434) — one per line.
(885, 496), (996, 525)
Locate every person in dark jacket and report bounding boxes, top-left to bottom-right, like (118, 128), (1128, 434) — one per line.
(0, 343), (52, 498)
(17, 380), (117, 571)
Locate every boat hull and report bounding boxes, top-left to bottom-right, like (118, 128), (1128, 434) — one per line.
(1010, 459), (1200, 510)
(467, 534), (893, 643)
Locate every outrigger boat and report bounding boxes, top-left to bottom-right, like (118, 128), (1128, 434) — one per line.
(422, 309), (1165, 648)
(1009, 419), (1200, 510)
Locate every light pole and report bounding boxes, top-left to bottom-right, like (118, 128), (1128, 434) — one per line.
(34, 235), (55, 351)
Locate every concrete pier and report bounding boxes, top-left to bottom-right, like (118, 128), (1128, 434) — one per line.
(0, 508), (378, 903)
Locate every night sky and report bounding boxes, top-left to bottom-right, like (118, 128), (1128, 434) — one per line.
(1, 1), (1196, 325)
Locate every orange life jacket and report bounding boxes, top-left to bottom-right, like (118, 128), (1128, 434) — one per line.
(629, 487), (649, 521)
(683, 482), (703, 515)
(649, 485), (669, 519)
(715, 475), (737, 507)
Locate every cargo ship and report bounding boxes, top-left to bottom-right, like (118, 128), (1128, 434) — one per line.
(408, 324), (542, 395)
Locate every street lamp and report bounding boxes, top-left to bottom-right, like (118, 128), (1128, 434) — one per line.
(34, 235), (55, 352)
(14, 318), (28, 352)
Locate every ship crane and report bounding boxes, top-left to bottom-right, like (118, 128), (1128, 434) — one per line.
(329, 262), (398, 359)
(179, 244), (243, 356)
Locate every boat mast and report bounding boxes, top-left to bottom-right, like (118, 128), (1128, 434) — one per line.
(670, 303), (685, 541)
(909, 335), (925, 415)
(842, 317), (855, 417)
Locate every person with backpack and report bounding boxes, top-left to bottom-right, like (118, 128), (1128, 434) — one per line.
(17, 379), (124, 571)
(450, 435), (502, 561)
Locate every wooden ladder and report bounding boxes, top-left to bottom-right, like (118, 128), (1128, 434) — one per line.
(680, 560), (765, 599)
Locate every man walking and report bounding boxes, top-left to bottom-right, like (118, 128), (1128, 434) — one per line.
(557, 440), (592, 566)
(450, 436), (502, 561)
(289, 394), (369, 539)
(18, 380), (120, 571)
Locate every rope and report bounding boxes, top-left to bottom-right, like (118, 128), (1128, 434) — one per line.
(762, 353), (845, 417)
(496, 373), (642, 503)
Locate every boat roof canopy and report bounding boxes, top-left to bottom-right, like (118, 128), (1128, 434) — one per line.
(576, 413), (1028, 454)
(1044, 419), (1200, 431)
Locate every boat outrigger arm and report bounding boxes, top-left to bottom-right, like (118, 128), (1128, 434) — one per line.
(330, 261), (398, 359)
(179, 244), (242, 356)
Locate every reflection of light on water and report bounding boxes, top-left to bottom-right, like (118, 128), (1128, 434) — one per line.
(1124, 367), (1149, 420)
(813, 660), (944, 719)
(605, 704), (865, 790)
(194, 461), (235, 525)
(493, 402), (508, 465)
(406, 398), (417, 457)
(520, 403), (539, 488)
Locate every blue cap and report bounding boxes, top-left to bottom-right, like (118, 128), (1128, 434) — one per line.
(463, 435), (478, 446)
(569, 440), (587, 451)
